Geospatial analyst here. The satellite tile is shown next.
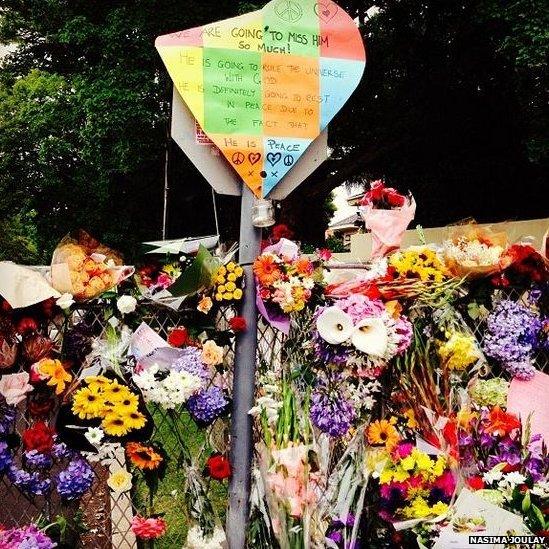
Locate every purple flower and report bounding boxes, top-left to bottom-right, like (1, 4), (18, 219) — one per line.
(24, 450), (54, 470)
(483, 300), (542, 380)
(173, 347), (209, 380)
(187, 387), (228, 425)
(310, 385), (356, 437)
(395, 316), (413, 354)
(0, 441), (12, 472)
(56, 459), (94, 500)
(0, 525), (56, 549)
(52, 442), (73, 460)
(0, 403), (16, 435)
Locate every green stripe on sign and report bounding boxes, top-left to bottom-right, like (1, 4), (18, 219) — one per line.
(203, 47), (262, 135)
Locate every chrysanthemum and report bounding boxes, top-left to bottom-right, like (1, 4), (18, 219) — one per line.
(72, 386), (105, 419)
(367, 419), (400, 449)
(102, 413), (131, 437)
(126, 442), (163, 470)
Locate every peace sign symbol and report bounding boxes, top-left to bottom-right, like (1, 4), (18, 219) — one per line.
(274, 0), (303, 23)
(232, 152), (245, 165)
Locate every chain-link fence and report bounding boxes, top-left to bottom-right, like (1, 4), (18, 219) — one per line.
(1, 287), (547, 547)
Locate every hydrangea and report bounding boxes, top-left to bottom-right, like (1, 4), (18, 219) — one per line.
(310, 385), (356, 437)
(56, 459), (94, 500)
(0, 525), (56, 549)
(24, 450), (54, 470)
(187, 387), (228, 425)
(469, 378), (509, 407)
(483, 299), (542, 380)
(172, 347), (210, 379)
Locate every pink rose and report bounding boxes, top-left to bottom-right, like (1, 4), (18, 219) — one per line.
(0, 372), (33, 405)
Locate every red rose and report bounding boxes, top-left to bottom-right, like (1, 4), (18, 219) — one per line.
(229, 317), (247, 333)
(168, 327), (189, 348)
(22, 421), (55, 453)
(467, 476), (485, 490)
(206, 454), (231, 480)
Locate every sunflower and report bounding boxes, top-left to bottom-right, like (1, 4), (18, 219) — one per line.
(126, 442), (163, 471)
(367, 419), (400, 449)
(121, 410), (147, 431)
(253, 255), (282, 286)
(102, 413), (132, 437)
(72, 386), (105, 419)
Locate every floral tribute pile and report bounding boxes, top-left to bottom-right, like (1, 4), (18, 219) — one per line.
(249, 184), (549, 548)
(0, 233), (244, 547)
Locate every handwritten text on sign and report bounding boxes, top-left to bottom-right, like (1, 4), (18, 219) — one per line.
(156, 0), (365, 197)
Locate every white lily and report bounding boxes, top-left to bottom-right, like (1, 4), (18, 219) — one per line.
(316, 307), (354, 344)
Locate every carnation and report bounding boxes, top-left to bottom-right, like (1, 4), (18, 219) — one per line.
(131, 515), (167, 540)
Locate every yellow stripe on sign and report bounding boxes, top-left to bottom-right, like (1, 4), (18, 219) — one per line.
(157, 46), (204, 126)
(202, 13), (263, 52)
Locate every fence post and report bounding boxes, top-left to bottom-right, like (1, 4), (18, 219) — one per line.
(227, 185), (261, 548)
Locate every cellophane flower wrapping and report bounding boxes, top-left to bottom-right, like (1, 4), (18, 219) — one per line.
(360, 198), (416, 258)
(50, 229), (133, 300)
(443, 224), (508, 279)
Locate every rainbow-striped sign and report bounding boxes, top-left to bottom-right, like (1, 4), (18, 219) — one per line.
(156, 0), (366, 197)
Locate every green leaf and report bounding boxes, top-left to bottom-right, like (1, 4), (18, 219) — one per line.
(167, 245), (220, 297)
(521, 490), (531, 513)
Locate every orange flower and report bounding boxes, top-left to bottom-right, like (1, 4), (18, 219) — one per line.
(126, 442), (163, 471)
(294, 257), (313, 276)
(253, 255), (282, 286)
(485, 406), (521, 436)
(37, 358), (72, 395)
(367, 420), (400, 449)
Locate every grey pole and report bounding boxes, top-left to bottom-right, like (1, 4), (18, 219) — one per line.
(227, 184), (261, 548)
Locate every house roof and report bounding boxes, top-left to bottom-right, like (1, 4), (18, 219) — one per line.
(329, 213), (362, 229)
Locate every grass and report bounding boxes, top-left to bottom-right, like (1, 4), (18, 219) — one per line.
(134, 407), (228, 548)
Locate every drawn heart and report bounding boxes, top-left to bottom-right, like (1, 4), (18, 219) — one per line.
(315, 2), (338, 22)
(156, 0), (365, 197)
(248, 152), (262, 165)
(266, 152), (282, 166)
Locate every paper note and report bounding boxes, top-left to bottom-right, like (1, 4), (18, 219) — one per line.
(433, 489), (528, 549)
(156, 0), (365, 197)
(130, 322), (169, 359)
(507, 370), (549, 443)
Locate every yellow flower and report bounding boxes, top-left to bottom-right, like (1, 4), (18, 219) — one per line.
(107, 468), (133, 493)
(85, 375), (110, 387)
(234, 266), (243, 277)
(227, 273), (237, 282)
(412, 449), (434, 472)
(72, 386), (105, 419)
(225, 281), (236, 292)
(115, 393), (139, 414)
(367, 420), (400, 449)
(404, 409), (418, 429)
(438, 332), (480, 370)
(38, 358), (72, 395)
(215, 275), (226, 284)
(431, 502), (449, 516)
(226, 262), (236, 272)
(217, 284), (226, 294)
(102, 413), (132, 437)
(121, 410), (147, 431)
(103, 382), (131, 403)
(233, 289), (243, 300)
(400, 455), (415, 471)
(217, 265), (227, 276)
(223, 292), (234, 300)
(215, 293), (223, 302)
(201, 340), (224, 366)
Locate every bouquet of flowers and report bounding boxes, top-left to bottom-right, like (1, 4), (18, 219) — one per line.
(254, 239), (320, 333)
(443, 225), (508, 279)
(0, 524), (56, 549)
(359, 180), (416, 258)
(51, 230), (133, 300)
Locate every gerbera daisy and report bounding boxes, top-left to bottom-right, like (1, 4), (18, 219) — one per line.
(72, 386), (105, 419)
(115, 393), (139, 414)
(102, 413), (131, 437)
(126, 442), (163, 470)
(253, 254), (282, 286)
(121, 410), (146, 431)
(367, 419), (400, 449)
(103, 382), (131, 402)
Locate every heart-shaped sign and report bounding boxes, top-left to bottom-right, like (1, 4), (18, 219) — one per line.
(156, 0), (365, 197)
